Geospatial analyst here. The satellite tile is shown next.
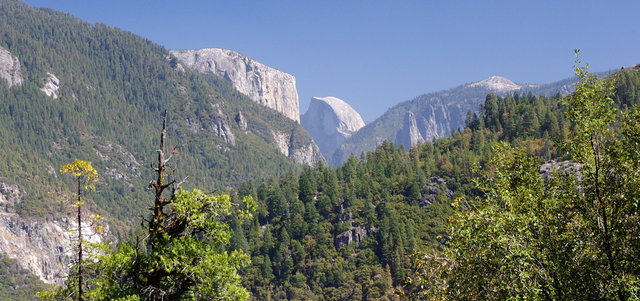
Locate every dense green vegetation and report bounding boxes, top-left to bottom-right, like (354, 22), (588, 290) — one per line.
(2, 1), (640, 300)
(230, 96), (563, 299)
(0, 0), (316, 298)
(406, 61), (640, 300)
(40, 128), (257, 300)
(222, 66), (640, 300)
(0, 0), (314, 226)
(0, 255), (48, 300)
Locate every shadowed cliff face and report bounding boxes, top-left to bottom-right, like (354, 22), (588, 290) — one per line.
(171, 48), (300, 122)
(301, 96), (365, 158)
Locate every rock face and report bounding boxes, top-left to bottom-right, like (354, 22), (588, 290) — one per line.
(184, 104), (237, 145)
(0, 47), (23, 87)
(419, 177), (453, 208)
(331, 74), (596, 166)
(301, 96), (365, 158)
(171, 48), (300, 122)
(41, 72), (60, 99)
(335, 226), (367, 249)
(210, 115), (236, 145)
(0, 183), (108, 284)
(467, 75), (522, 92)
(271, 129), (324, 166)
(395, 111), (425, 149)
(334, 212), (368, 248)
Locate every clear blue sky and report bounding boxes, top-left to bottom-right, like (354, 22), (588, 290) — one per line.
(23, 0), (640, 121)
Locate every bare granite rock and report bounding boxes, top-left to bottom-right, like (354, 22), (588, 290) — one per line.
(171, 48), (300, 122)
(0, 47), (23, 87)
(539, 160), (582, 179)
(41, 72), (60, 99)
(301, 96), (365, 157)
(0, 183), (110, 284)
(396, 111), (425, 149)
(335, 212), (368, 248)
(335, 226), (367, 248)
(271, 129), (324, 166)
(467, 75), (522, 92)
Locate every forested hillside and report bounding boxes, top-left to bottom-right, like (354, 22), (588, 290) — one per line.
(405, 62), (640, 300)
(228, 65), (640, 299)
(0, 0), (319, 224)
(1, 0), (639, 299)
(0, 1), (324, 296)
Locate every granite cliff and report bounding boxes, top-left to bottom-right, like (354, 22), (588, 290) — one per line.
(171, 48), (300, 122)
(301, 96), (365, 158)
(0, 182), (109, 285)
(331, 75), (597, 166)
(0, 46), (22, 87)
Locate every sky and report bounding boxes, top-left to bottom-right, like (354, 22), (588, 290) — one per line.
(22, 0), (640, 121)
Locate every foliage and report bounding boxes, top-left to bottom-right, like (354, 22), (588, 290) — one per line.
(84, 189), (254, 301)
(0, 255), (49, 301)
(0, 0), (307, 225)
(85, 118), (255, 300)
(38, 159), (105, 301)
(59, 160), (98, 193)
(406, 53), (640, 300)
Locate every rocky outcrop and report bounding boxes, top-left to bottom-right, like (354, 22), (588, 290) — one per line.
(290, 143), (323, 166)
(235, 111), (248, 131)
(539, 160), (583, 180)
(395, 111), (425, 150)
(419, 177), (453, 208)
(210, 115), (236, 145)
(41, 72), (60, 99)
(301, 96), (365, 157)
(271, 129), (324, 166)
(171, 48), (300, 122)
(92, 140), (143, 186)
(0, 47), (23, 87)
(0, 183), (21, 205)
(0, 183), (109, 284)
(184, 104), (237, 145)
(335, 226), (367, 248)
(335, 212), (368, 248)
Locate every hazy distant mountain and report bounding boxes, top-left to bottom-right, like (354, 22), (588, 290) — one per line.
(301, 96), (365, 157)
(171, 48), (301, 122)
(330, 72), (614, 166)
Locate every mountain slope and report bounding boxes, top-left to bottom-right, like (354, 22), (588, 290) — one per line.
(0, 0), (321, 286)
(236, 66), (640, 299)
(331, 72), (614, 166)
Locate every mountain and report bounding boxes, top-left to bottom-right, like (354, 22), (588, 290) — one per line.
(330, 72), (614, 166)
(0, 0), (322, 287)
(171, 48), (301, 122)
(467, 75), (524, 92)
(301, 96), (365, 157)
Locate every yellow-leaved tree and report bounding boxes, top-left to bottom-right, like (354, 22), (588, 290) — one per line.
(39, 159), (104, 301)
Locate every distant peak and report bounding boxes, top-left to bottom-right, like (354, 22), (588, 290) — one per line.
(468, 75), (521, 92)
(308, 96), (365, 133)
